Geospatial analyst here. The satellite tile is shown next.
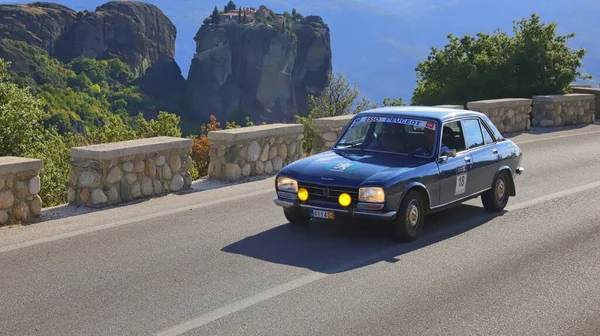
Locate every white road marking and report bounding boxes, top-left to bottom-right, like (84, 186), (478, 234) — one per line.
(154, 180), (600, 336)
(0, 188), (273, 254)
(516, 129), (600, 145)
(506, 180), (600, 212)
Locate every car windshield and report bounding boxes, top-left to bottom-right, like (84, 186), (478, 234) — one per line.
(334, 115), (439, 157)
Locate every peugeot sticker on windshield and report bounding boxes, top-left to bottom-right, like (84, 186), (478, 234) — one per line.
(354, 116), (436, 130)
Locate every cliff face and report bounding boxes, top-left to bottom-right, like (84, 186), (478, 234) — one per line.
(0, 2), (332, 124)
(186, 16), (332, 124)
(0, 1), (184, 89)
(57, 1), (177, 76)
(0, 2), (76, 55)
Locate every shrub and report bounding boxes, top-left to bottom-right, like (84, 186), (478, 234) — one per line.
(190, 115), (221, 177)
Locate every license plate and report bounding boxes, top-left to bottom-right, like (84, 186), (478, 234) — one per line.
(310, 209), (335, 220)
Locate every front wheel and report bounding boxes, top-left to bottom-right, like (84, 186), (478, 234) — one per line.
(284, 209), (310, 226)
(481, 171), (510, 212)
(390, 190), (425, 242)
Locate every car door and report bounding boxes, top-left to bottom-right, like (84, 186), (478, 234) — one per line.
(436, 119), (472, 205)
(461, 118), (499, 194)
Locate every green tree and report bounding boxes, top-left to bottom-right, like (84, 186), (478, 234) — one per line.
(238, 8), (242, 23)
(382, 97), (406, 106)
(411, 13), (589, 106)
(224, 1), (236, 12)
(307, 72), (375, 118)
(0, 59), (45, 156)
(210, 6), (221, 24)
(134, 111), (182, 138)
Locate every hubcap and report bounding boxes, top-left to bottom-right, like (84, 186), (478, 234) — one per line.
(496, 178), (506, 201)
(407, 201), (419, 227)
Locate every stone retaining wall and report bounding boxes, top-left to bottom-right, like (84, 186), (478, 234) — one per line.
(569, 87), (600, 120)
(311, 115), (355, 154)
(0, 157), (43, 225)
(531, 94), (595, 127)
(207, 123), (304, 181)
(68, 137), (193, 208)
(466, 98), (532, 133)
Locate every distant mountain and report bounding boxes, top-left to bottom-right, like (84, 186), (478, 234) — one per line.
(2, 0), (598, 105)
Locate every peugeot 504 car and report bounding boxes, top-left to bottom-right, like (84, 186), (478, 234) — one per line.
(273, 106), (524, 242)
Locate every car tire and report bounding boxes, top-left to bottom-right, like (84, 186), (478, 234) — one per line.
(284, 209), (310, 226)
(390, 190), (424, 242)
(481, 171), (510, 212)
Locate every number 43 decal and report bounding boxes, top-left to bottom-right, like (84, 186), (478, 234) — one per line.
(455, 165), (467, 195)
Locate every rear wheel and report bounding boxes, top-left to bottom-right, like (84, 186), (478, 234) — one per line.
(390, 190), (425, 242)
(481, 171), (510, 212)
(284, 209), (310, 226)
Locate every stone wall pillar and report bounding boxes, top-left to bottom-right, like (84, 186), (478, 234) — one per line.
(207, 124), (305, 181)
(68, 137), (193, 208)
(467, 98), (532, 133)
(311, 115), (355, 154)
(569, 87), (600, 121)
(0, 157), (43, 225)
(531, 94), (595, 127)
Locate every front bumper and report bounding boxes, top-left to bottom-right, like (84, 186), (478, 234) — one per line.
(273, 196), (397, 220)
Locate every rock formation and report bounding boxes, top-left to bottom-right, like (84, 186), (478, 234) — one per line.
(0, 1), (185, 105)
(186, 15), (332, 124)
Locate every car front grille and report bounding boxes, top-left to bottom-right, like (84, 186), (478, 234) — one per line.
(297, 182), (359, 207)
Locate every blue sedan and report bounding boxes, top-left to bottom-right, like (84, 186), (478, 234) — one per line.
(273, 106), (525, 242)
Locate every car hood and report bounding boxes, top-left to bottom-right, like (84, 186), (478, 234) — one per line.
(280, 149), (427, 187)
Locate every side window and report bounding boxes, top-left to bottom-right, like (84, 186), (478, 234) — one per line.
(462, 119), (485, 149)
(479, 120), (495, 144)
(441, 120), (467, 152)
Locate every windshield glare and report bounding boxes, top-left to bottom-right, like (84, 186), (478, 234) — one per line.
(335, 116), (438, 156)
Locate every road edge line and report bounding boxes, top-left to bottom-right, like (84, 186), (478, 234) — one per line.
(0, 188), (273, 254)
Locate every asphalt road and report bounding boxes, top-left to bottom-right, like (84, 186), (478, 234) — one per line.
(1, 124), (600, 336)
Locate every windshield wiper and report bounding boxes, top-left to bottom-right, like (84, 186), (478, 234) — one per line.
(335, 143), (363, 149)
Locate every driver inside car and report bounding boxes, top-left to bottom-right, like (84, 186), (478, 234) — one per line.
(414, 127), (455, 156)
(366, 123), (406, 151)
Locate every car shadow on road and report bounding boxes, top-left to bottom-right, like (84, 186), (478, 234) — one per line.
(222, 204), (507, 274)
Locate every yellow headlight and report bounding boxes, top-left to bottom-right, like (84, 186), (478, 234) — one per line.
(338, 192), (352, 207)
(297, 187), (309, 201)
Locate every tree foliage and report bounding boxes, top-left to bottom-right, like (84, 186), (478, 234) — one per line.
(0, 59), (45, 157)
(297, 72), (375, 154)
(307, 72), (375, 119)
(0, 53), (189, 207)
(382, 97), (406, 106)
(224, 1), (236, 12)
(211, 6), (221, 24)
(411, 13), (589, 106)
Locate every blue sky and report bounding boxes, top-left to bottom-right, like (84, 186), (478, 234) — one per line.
(2, 0), (599, 103)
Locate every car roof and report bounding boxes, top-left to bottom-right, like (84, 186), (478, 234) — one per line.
(357, 106), (486, 122)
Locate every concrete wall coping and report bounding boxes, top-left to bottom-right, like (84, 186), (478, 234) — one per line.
(0, 156), (44, 175)
(71, 136), (193, 161)
(532, 93), (595, 103)
(570, 87), (600, 94)
(312, 114), (355, 129)
(467, 98), (532, 109)
(570, 84), (593, 88)
(208, 123), (304, 143)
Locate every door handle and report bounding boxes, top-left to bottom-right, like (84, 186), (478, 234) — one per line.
(464, 156), (472, 163)
(492, 148), (498, 154)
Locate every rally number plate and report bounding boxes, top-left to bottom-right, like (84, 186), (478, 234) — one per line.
(310, 209), (335, 220)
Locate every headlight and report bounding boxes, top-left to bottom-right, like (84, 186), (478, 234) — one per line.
(359, 187), (385, 203)
(276, 176), (298, 192)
